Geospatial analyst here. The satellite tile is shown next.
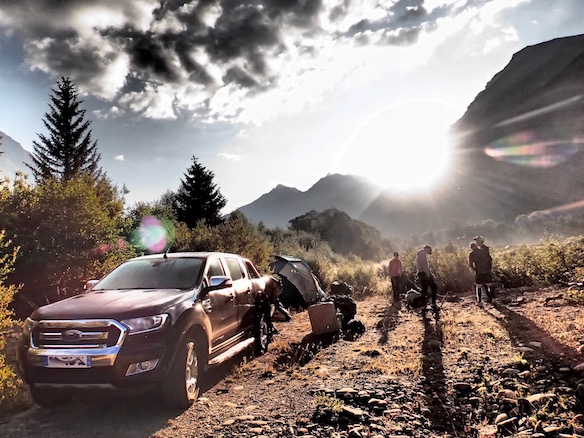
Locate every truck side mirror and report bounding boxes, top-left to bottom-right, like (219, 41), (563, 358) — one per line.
(84, 279), (99, 292)
(207, 276), (232, 290)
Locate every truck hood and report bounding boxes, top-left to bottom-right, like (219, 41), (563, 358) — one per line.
(31, 289), (195, 320)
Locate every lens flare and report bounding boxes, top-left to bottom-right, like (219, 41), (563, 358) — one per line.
(137, 216), (167, 253)
(484, 130), (582, 167)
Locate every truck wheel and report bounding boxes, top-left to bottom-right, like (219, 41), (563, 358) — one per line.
(163, 335), (201, 408)
(30, 386), (71, 407)
(254, 312), (269, 355)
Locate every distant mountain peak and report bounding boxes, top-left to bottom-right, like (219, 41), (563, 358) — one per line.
(0, 131), (32, 180)
(272, 184), (300, 192)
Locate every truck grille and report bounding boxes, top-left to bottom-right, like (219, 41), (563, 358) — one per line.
(31, 320), (126, 349)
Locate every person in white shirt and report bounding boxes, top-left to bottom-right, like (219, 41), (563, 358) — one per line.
(416, 245), (438, 307)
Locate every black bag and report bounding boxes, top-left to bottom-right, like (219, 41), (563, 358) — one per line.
(330, 281), (353, 296)
(329, 295), (357, 328)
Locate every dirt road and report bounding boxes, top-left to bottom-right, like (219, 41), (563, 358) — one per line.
(1, 288), (583, 437)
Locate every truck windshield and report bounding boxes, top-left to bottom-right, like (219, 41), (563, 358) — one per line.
(93, 258), (204, 290)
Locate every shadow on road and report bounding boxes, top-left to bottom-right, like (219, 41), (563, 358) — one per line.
(275, 332), (340, 368)
(420, 307), (462, 436)
(274, 324), (366, 369)
(487, 301), (581, 365)
(0, 350), (253, 438)
(377, 298), (402, 345)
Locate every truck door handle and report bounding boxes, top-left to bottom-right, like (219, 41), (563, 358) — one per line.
(202, 298), (212, 312)
(229, 292), (235, 302)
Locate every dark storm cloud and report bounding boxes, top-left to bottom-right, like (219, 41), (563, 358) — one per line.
(132, 33), (181, 81)
(120, 74), (149, 94)
(0, 0), (485, 117)
(207, 4), (280, 65)
(223, 66), (258, 88)
(329, 0), (351, 23)
(263, 0), (323, 28)
(101, 1), (322, 94)
(30, 34), (115, 83)
(173, 38), (215, 85)
(344, 0), (452, 46)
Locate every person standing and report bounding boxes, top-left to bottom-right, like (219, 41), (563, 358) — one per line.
(469, 242), (484, 302)
(388, 252), (403, 300)
(472, 236), (494, 302)
(416, 245), (438, 307)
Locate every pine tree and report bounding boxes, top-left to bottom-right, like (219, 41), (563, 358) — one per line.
(175, 156), (227, 227)
(27, 76), (102, 182)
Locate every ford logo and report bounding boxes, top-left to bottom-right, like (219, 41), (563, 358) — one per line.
(62, 329), (83, 342)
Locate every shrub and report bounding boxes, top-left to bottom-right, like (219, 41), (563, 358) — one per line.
(494, 235), (584, 288)
(0, 230), (29, 414)
(0, 174), (134, 317)
(178, 212), (274, 272)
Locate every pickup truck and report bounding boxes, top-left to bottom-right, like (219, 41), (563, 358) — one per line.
(17, 252), (269, 408)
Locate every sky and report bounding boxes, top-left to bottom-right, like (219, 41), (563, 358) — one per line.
(1, 0), (584, 212)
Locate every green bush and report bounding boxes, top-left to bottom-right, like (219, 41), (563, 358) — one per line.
(0, 174), (134, 316)
(0, 230), (29, 415)
(494, 235), (584, 288)
(178, 212), (274, 272)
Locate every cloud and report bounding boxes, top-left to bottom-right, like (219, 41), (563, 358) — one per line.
(0, 0), (523, 123)
(114, 155), (125, 161)
(218, 152), (242, 162)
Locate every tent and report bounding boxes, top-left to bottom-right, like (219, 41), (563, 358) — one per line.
(270, 255), (324, 309)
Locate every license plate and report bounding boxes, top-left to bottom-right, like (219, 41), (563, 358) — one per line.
(44, 355), (92, 368)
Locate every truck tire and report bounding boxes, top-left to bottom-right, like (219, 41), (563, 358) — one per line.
(254, 311), (269, 355)
(163, 334), (202, 408)
(30, 386), (71, 407)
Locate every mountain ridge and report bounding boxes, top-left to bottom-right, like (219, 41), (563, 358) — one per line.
(237, 34), (584, 236)
(0, 131), (32, 181)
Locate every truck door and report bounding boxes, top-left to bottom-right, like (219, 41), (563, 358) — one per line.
(224, 257), (254, 335)
(203, 257), (237, 349)
(244, 259), (264, 329)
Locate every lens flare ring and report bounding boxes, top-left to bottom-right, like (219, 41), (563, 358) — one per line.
(136, 216), (167, 253)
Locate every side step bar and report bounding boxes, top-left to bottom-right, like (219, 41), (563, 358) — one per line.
(208, 338), (255, 365)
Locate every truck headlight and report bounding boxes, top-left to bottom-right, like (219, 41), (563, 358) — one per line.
(23, 317), (36, 337)
(121, 314), (168, 335)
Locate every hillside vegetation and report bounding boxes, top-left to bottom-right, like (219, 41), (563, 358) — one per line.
(2, 183), (584, 417)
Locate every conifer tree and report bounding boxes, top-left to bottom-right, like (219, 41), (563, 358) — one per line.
(27, 76), (102, 182)
(175, 156), (226, 227)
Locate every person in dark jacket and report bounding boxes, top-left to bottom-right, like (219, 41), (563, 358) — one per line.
(470, 237), (494, 302)
(416, 245), (438, 307)
(388, 252), (403, 300)
(262, 276), (291, 339)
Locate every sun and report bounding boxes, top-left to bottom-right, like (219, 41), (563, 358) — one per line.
(342, 99), (460, 192)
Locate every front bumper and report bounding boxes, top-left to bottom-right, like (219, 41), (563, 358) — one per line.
(19, 319), (175, 390)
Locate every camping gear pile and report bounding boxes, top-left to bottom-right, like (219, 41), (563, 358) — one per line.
(311, 280), (364, 336)
(405, 289), (424, 309)
(270, 256), (364, 336)
(269, 255), (325, 309)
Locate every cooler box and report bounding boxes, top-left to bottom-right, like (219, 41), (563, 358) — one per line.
(308, 302), (340, 335)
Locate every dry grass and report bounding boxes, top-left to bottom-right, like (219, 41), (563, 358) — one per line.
(441, 301), (514, 381)
(372, 311), (423, 377)
(327, 295), (425, 378)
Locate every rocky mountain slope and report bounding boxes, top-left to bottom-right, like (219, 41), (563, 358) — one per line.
(0, 131), (32, 181)
(237, 174), (383, 229)
(238, 35), (584, 236)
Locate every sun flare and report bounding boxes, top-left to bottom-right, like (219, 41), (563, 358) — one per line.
(342, 100), (460, 192)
